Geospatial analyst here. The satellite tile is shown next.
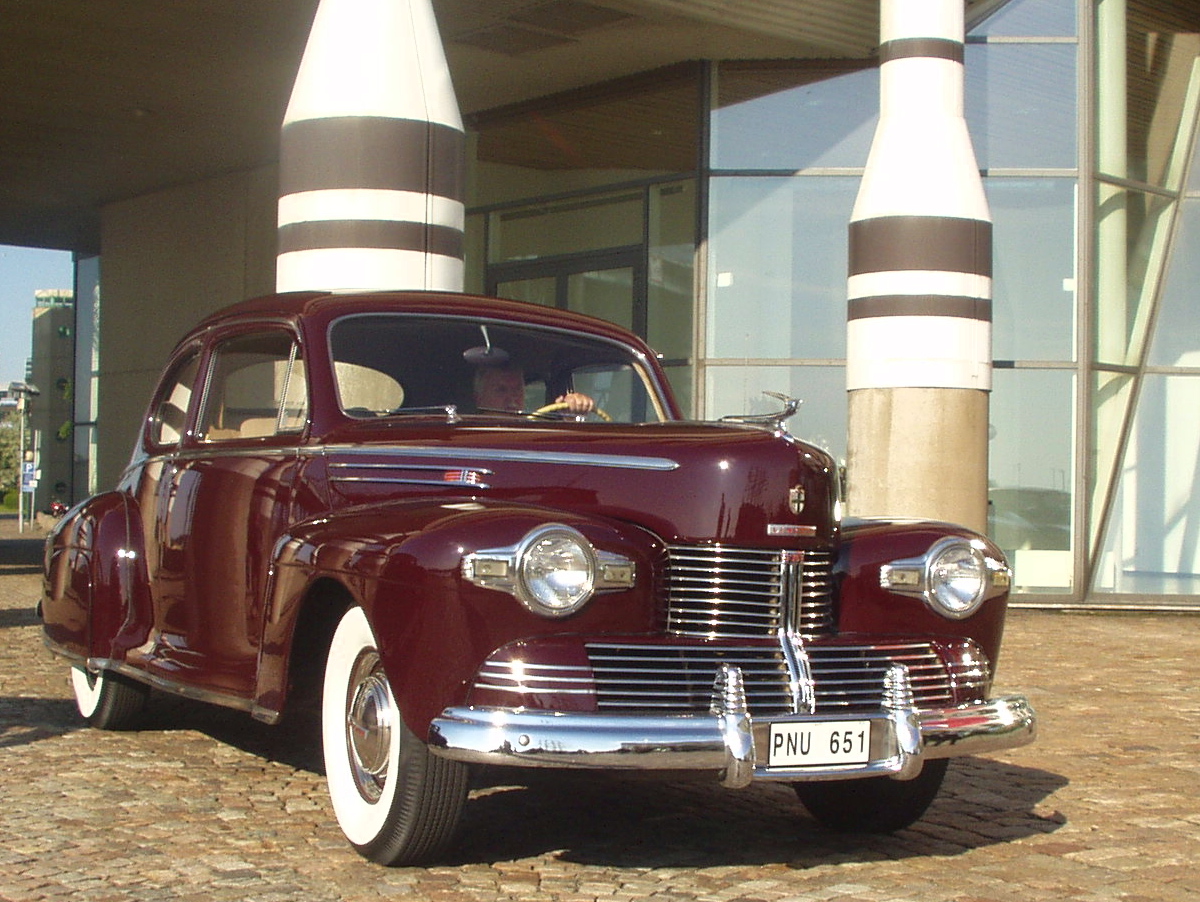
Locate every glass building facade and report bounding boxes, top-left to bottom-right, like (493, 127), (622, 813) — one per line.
(463, 0), (1200, 608)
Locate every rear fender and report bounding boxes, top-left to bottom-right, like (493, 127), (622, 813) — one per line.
(259, 499), (661, 731)
(41, 492), (149, 662)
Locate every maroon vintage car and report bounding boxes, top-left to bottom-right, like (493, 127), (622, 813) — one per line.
(41, 291), (1035, 865)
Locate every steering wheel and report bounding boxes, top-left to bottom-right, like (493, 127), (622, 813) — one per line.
(530, 401), (612, 422)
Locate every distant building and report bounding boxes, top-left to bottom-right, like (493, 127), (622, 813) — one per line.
(28, 289), (75, 513)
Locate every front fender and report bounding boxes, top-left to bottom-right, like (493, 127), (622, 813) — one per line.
(835, 518), (1010, 669)
(262, 499), (662, 732)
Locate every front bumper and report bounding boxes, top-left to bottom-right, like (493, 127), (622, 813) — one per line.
(428, 664), (1035, 787)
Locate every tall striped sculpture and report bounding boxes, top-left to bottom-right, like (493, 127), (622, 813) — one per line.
(845, 0), (992, 532)
(277, 0), (465, 293)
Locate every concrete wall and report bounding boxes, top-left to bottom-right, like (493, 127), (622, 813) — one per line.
(96, 166), (278, 487)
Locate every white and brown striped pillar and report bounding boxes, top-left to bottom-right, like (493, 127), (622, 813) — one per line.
(276, 0), (465, 293)
(845, 0), (991, 532)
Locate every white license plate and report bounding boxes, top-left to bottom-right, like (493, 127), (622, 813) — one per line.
(767, 720), (872, 768)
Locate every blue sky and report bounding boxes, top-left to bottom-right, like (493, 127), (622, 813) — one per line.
(0, 244), (74, 390)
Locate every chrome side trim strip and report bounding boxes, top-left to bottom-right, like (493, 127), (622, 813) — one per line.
(324, 443), (679, 471)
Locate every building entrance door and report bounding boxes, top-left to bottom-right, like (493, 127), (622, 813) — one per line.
(487, 246), (646, 339)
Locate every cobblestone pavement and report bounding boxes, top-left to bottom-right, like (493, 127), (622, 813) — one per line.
(1, 516), (1197, 901)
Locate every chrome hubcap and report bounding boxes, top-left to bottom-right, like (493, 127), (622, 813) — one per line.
(345, 650), (393, 803)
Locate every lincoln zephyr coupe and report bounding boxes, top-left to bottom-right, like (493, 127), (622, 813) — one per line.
(41, 291), (1035, 865)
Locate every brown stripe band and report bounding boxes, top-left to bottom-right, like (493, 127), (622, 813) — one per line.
(280, 116), (465, 201)
(849, 216), (992, 277)
(277, 220), (464, 259)
(878, 37), (964, 64)
(848, 295), (992, 322)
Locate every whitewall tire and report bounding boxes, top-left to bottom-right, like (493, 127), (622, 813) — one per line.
(321, 606), (468, 865)
(70, 665), (148, 730)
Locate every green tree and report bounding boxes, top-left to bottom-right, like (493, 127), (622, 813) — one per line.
(0, 408), (21, 502)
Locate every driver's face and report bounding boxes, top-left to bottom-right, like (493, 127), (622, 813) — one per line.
(475, 368), (525, 411)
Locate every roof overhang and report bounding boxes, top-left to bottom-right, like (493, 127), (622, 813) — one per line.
(1, 0), (1000, 253)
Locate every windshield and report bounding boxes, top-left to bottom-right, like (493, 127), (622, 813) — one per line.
(328, 314), (669, 424)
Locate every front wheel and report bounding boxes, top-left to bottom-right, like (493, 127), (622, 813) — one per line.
(321, 606), (469, 866)
(793, 758), (949, 833)
(70, 665), (148, 730)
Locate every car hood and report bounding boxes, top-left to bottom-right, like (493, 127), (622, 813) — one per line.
(319, 420), (839, 546)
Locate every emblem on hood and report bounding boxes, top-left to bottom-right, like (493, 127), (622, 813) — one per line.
(789, 485), (806, 515)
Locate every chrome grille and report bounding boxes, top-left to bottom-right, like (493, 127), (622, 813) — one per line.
(806, 644), (954, 711)
(665, 545), (835, 640)
(586, 643), (795, 714)
(586, 641), (954, 715)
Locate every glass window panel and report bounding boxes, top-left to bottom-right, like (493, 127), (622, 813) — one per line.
(1094, 185), (1175, 366)
(707, 176), (857, 360)
(198, 333), (305, 439)
(704, 364), (846, 462)
(488, 191), (642, 264)
(1094, 373), (1200, 595)
(988, 178), (1077, 361)
(1191, 128), (1200, 191)
(494, 275), (557, 308)
(464, 212), (486, 294)
(1097, 5), (1200, 188)
(966, 43), (1077, 170)
(566, 267), (635, 331)
(663, 363), (694, 419)
(1090, 370), (1133, 551)
(969, 0), (1077, 38)
(988, 369), (1075, 592)
(150, 350), (201, 447)
(647, 181), (695, 362)
(712, 62), (877, 171)
(1148, 200), (1200, 366)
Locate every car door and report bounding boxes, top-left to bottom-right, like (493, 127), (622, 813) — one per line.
(149, 328), (309, 699)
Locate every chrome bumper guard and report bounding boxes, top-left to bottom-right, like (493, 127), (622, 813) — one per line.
(428, 664), (1036, 788)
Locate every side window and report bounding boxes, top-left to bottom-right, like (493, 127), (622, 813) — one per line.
(197, 332), (307, 442)
(150, 350), (201, 446)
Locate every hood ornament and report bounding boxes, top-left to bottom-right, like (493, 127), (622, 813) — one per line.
(721, 391), (802, 433)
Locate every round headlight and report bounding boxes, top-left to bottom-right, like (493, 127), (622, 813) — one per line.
(516, 525), (596, 617)
(927, 540), (987, 619)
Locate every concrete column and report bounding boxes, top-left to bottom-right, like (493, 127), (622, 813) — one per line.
(846, 0), (992, 532)
(277, 0), (465, 293)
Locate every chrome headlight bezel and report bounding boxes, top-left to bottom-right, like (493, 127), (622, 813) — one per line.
(880, 537), (1009, 620)
(462, 523), (636, 618)
(514, 524), (597, 616)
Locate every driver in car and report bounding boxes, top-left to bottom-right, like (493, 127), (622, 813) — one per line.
(473, 363), (594, 414)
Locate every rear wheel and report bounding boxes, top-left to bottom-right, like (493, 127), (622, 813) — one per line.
(321, 606), (469, 865)
(70, 665), (148, 730)
(794, 759), (949, 833)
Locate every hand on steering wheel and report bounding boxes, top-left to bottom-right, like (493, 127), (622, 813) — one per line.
(530, 401), (612, 422)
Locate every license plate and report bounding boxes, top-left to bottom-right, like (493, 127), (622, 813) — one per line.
(768, 720), (872, 768)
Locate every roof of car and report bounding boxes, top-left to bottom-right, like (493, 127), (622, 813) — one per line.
(190, 290), (644, 347)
